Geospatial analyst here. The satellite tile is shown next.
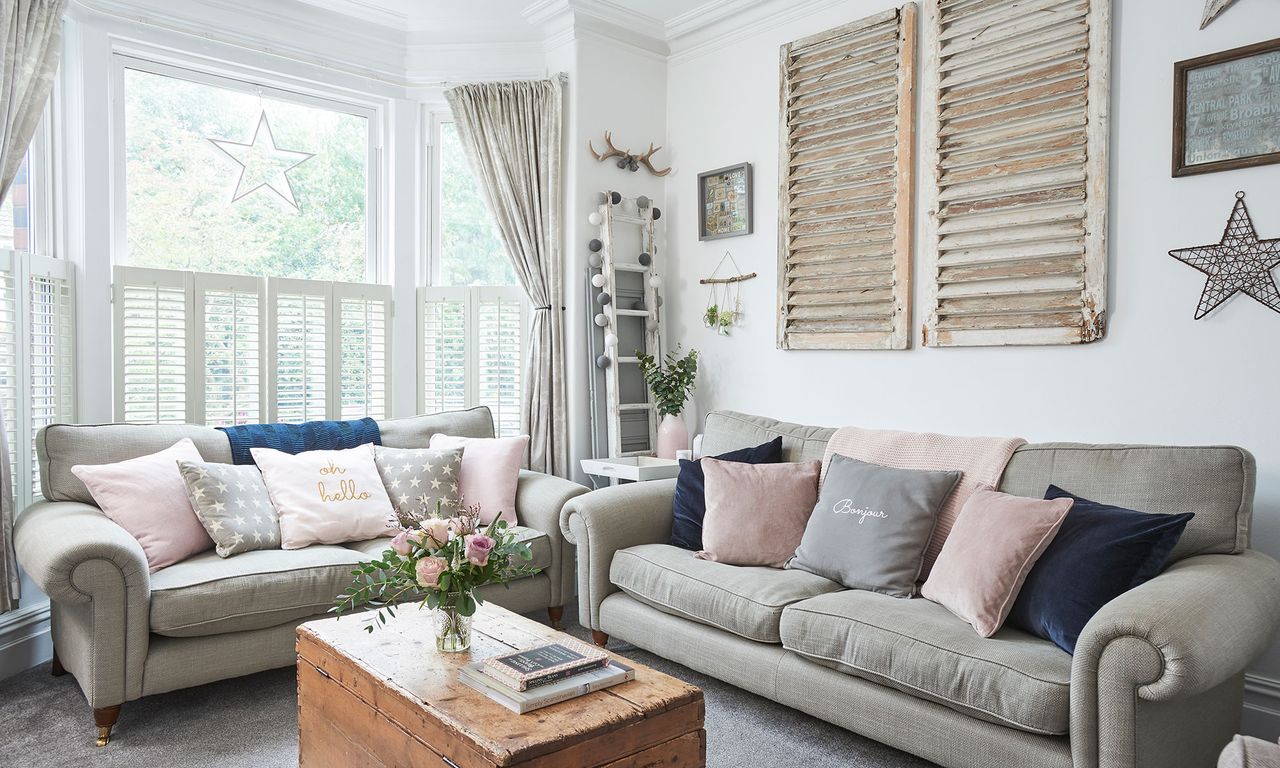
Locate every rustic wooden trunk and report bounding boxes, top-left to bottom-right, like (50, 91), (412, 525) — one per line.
(297, 603), (706, 768)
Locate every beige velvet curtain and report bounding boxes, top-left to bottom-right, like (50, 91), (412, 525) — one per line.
(444, 78), (567, 477)
(0, 0), (65, 613)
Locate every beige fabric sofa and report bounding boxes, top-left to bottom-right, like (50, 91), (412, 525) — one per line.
(14, 406), (587, 745)
(561, 411), (1280, 768)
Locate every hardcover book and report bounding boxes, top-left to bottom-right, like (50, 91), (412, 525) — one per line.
(460, 660), (635, 714)
(481, 640), (610, 692)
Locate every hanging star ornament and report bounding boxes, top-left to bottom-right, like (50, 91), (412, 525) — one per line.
(1169, 191), (1280, 319)
(1200, 0), (1240, 29)
(208, 111), (314, 211)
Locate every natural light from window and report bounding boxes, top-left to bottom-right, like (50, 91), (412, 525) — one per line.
(438, 122), (516, 287)
(0, 156), (31, 252)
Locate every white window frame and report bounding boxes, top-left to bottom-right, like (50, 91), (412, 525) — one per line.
(109, 53), (384, 282)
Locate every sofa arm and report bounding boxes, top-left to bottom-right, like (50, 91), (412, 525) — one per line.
(558, 479), (676, 631)
(14, 501), (152, 706)
(1070, 550), (1280, 768)
(515, 470), (588, 609)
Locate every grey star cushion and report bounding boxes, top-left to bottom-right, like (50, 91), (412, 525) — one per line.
(177, 460), (281, 557)
(788, 455), (961, 598)
(373, 446), (465, 521)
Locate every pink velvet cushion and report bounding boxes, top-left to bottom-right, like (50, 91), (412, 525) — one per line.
(428, 434), (529, 525)
(71, 438), (214, 572)
(697, 458), (822, 568)
(922, 486), (1072, 637)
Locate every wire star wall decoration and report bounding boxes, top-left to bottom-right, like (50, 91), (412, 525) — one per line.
(208, 111), (314, 211)
(1169, 191), (1280, 319)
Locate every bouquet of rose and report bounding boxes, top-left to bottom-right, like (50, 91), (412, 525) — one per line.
(332, 497), (536, 647)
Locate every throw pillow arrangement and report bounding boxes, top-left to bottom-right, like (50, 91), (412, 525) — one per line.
(429, 434), (530, 524)
(670, 437), (783, 551)
(373, 446), (464, 519)
(178, 459), (280, 556)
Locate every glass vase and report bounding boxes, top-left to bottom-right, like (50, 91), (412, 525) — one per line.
(433, 603), (472, 653)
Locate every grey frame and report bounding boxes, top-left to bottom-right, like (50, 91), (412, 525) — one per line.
(697, 162), (753, 241)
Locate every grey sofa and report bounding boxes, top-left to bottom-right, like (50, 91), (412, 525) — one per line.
(561, 411), (1280, 768)
(14, 406), (587, 746)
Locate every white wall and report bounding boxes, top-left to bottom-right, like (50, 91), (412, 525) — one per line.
(663, 0), (1280, 737)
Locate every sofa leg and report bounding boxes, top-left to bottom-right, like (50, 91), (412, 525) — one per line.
(547, 606), (564, 629)
(591, 630), (608, 647)
(94, 705), (121, 747)
(50, 649), (66, 677)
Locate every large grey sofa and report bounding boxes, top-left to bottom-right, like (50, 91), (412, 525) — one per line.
(560, 411), (1280, 768)
(14, 406), (587, 746)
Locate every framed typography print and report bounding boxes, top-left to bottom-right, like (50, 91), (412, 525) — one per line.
(697, 163), (752, 241)
(1174, 38), (1280, 177)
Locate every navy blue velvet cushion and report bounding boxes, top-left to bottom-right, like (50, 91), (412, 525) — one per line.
(1007, 485), (1194, 654)
(669, 437), (784, 551)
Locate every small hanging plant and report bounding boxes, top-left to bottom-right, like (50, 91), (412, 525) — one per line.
(636, 347), (699, 417)
(703, 304), (736, 335)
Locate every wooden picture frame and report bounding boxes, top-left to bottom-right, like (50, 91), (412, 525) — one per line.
(1174, 37), (1280, 177)
(697, 162), (753, 241)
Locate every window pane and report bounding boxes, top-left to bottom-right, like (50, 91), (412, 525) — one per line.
(124, 67), (369, 282)
(0, 156), (32, 252)
(438, 123), (515, 287)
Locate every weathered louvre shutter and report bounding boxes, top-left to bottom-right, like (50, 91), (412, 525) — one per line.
(778, 4), (917, 350)
(113, 266), (191, 424)
(269, 278), (329, 423)
(920, 0), (1110, 347)
(27, 256), (74, 498)
(335, 283), (392, 420)
(419, 287), (468, 417)
(475, 287), (525, 438)
(194, 274), (265, 426)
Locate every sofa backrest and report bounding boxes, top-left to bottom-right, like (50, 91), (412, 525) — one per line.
(700, 410), (1253, 563)
(37, 406), (495, 505)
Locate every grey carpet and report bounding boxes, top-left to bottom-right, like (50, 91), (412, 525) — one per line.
(0, 605), (936, 768)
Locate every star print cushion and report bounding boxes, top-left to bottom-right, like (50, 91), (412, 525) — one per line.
(178, 460), (281, 557)
(373, 446), (465, 521)
(429, 434), (530, 525)
(251, 444), (397, 549)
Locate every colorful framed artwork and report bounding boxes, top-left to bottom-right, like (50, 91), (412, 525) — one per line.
(697, 162), (752, 241)
(1174, 37), (1280, 177)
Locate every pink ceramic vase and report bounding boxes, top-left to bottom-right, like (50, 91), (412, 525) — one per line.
(656, 414), (689, 459)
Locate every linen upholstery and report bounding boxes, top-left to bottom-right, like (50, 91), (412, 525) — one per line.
(377, 407), (494, 447)
(611, 544), (842, 643)
(780, 589), (1073, 735)
(1219, 735), (1280, 768)
(700, 410), (834, 462)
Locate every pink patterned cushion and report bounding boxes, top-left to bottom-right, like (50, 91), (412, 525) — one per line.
(71, 438), (213, 572)
(428, 434), (529, 525)
(697, 458), (821, 568)
(922, 486), (1072, 637)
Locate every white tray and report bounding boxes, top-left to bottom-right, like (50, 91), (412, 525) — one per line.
(579, 456), (681, 482)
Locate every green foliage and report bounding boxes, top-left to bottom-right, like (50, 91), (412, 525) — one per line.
(636, 347), (699, 417)
(703, 304), (733, 333)
(438, 123), (517, 287)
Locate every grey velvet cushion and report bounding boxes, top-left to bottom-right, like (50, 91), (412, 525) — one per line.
(346, 524), (555, 572)
(373, 446), (464, 520)
(609, 543), (843, 643)
(178, 460), (279, 557)
(788, 455), (960, 598)
(149, 546), (366, 637)
(780, 589), (1072, 736)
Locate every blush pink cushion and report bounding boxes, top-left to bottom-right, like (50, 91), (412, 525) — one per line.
(429, 434), (529, 525)
(922, 486), (1072, 637)
(697, 458), (822, 568)
(71, 438), (213, 572)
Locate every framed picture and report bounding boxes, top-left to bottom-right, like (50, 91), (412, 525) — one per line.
(1173, 37), (1280, 177)
(697, 162), (752, 241)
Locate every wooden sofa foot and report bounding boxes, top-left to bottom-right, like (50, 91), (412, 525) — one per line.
(50, 650), (66, 677)
(591, 630), (608, 647)
(547, 606), (564, 630)
(94, 705), (121, 747)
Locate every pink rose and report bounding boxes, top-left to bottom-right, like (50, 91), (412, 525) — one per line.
(465, 534), (495, 567)
(419, 518), (451, 546)
(390, 530), (412, 556)
(448, 516), (474, 537)
(415, 557), (448, 589)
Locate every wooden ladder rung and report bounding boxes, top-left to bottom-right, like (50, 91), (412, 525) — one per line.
(617, 356), (640, 364)
(618, 403), (653, 411)
(614, 309), (650, 317)
(613, 264), (649, 273)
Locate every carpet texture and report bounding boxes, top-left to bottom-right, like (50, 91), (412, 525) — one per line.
(0, 605), (936, 767)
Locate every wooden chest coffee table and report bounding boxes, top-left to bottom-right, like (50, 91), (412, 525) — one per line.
(296, 603), (705, 767)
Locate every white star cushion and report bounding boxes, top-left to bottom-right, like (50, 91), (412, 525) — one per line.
(373, 446), (464, 520)
(178, 460), (280, 558)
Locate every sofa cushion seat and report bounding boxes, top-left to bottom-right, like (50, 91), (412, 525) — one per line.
(779, 590), (1072, 735)
(150, 546), (366, 637)
(610, 544), (843, 643)
(345, 525), (553, 572)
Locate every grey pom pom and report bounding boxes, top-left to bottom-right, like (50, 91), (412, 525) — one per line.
(656, 295), (664, 307)
(610, 191), (622, 205)
(588, 239), (602, 252)
(637, 195), (651, 209)
(595, 191), (607, 205)
(596, 292), (612, 305)
(638, 252), (652, 266)
(595, 355), (611, 369)
(651, 207), (662, 220)
(587, 253), (602, 268)
(632, 300), (646, 311)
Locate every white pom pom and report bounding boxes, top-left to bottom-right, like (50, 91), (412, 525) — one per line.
(645, 317), (659, 331)
(604, 333), (619, 347)
(594, 313), (608, 327)
(649, 275), (663, 288)
(591, 273), (607, 288)
(588, 211), (602, 226)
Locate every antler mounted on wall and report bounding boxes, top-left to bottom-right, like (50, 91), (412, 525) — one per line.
(588, 131), (671, 177)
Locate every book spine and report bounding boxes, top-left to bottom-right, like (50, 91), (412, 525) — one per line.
(506, 668), (637, 713)
(521, 658), (611, 691)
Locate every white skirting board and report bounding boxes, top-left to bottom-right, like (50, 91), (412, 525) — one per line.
(0, 600), (52, 681)
(1244, 673), (1280, 740)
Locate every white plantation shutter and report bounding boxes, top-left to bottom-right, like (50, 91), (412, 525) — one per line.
(113, 266), (191, 424)
(335, 283), (391, 420)
(195, 274), (265, 426)
(419, 286), (525, 437)
(268, 278), (329, 423)
(27, 256), (75, 498)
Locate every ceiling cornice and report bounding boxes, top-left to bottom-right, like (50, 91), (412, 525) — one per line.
(666, 0), (850, 63)
(523, 0), (668, 57)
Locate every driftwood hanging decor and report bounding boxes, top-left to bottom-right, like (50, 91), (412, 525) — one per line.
(701, 252), (757, 335)
(777, 4), (918, 351)
(919, 0), (1111, 347)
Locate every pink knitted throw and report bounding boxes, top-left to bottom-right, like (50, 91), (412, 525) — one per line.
(821, 427), (1026, 578)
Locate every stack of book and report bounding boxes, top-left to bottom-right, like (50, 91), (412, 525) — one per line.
(459, 638), (635, 714)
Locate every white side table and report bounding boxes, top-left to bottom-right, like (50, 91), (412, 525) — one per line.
(580, 456), (681, 487)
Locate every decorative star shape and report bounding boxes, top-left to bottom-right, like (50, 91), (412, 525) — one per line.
(1170, 192), (1280, 319)
(209, 111), (313, 211)
(1201, 0), (1240, 29)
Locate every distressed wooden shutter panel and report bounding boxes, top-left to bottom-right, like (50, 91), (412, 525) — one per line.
(921, 0), (1110, 347)
(778, 4), (917, 351)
